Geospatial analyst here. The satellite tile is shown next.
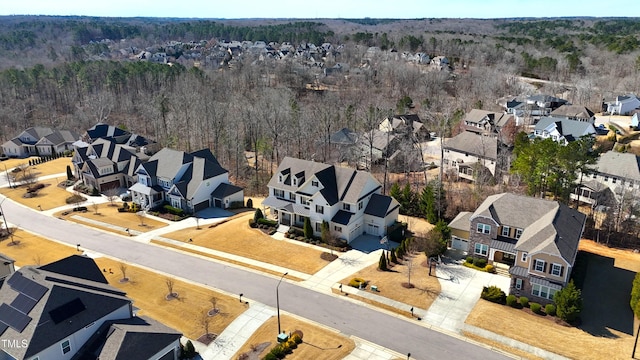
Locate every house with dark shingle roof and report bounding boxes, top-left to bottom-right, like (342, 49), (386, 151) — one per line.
(533, 116), (596, 145)
(442, 131), (503, 182)
(550, 104), (595, 123)
(261, 157), (399, 243)
(0, 255), (181, 360)
(130, 148), (243, 213)
(459, 193), (586, 305)
(1, 127), (79, 158)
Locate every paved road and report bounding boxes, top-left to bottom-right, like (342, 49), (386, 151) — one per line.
(2, 197), (511, 360)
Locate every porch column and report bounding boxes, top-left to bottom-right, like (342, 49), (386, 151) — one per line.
(489, 248), (496, 261)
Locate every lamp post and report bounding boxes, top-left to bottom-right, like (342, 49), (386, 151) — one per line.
(0, 197), (14, 244)
(276, 272), (288, 335)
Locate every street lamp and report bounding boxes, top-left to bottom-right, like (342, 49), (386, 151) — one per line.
(276, 272), (288, 335)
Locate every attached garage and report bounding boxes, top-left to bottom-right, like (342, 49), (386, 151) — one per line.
(451, 236), (469, 252)
(211, 183), (244, 209)
(193, 200), (210, 212)
(99, 179), (121, 192)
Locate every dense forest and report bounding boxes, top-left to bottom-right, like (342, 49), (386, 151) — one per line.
(0, 16), (639, 198)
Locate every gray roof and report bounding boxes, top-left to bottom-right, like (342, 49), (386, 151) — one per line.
(361, 129), (396, 151)
(0, 262), (130, 359)
(0, 253), (15, 264)
(211, 182), (243, 199)
(464, 109), (497, 124)
(470, 193), (586, 262)
(268, 157), (382, 207)
(449, 211), (472, 232)
(330, 128), (358, 145)
(535, 117), (596, 142)
(364, 193), (400, 218)
(443, 132), (498, 160)
(550, 105), (595, 120)
(591, 151), (640, 181)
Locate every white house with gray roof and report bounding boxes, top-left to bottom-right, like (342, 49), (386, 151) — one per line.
(442, 131), (501, 182)
(1, 127), (79, 158)
(533, 116), (596, 145)
(463, 193), (586, 305)
(605, 94), (640, 115)
(572, 151), (640, 206)
(261, 157), (400, 243)
(129, 148), (243, 213)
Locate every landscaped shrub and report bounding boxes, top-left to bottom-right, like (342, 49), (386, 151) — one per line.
(485, 264), (495, 273)
(506, 294), (517, 307)
(163, 204), (185, 216)
(481, 286), (506, 304)
(263, 353), (277, 360)
(349, 277), (367, 288)
(545, 304), (556, 316)
(257, 218), (278, 227)
(246, 198), (253, 208)
(291, 330), (303, 341)
(254, 208), (264, 222)
(466, 256), (473, 264)
(303, 217), (313, 239)
(554, 280), (583, 322)
(65, 194), (86, 204)
(530, 302), (542, 314)
(473, 257), (487, 268)
(291, 334), (302, 344)
(27, 183), (45, 193)
(249, 219), (257, 228)
(519, 296), (529, 308)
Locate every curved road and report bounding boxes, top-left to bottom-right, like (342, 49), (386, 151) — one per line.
(2, 197), (510, 360)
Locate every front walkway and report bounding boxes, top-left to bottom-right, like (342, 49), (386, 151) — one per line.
(301, 249), (382, 292)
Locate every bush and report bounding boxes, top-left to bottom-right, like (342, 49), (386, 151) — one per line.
(65, 194), (86, 204)
(163, 204), (185, 216)
(246, 198), (253, 208)
(545, 304), (556, 316)
(257, 218), (278, 227)
(466, 256), (473, 264)
(506, 294), (517, 307)
(519, 296), (529, 308)
(554, 280), (582, 322)
(530, 302), (542, 314)
(27, 183), (45, 193)
(473, 257), (487, 268)
(291, 329), (303, 341)
(249, 219), (257, 228)
(481, 286), (506, 304)
(291, 334), (302, 344)
(349, 277), (367, 288)
(485, 264), (495, 273)
(254, 208), (264, 222)
(263, 352), (277, 360)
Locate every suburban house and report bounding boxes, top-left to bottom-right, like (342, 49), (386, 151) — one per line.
(317, 127), (359, 164)
(449, 212), (472, 251)
(501, 94), (569, 125)
(261, 157), (400, 243)
(442, 131), (505, 182)
(604, 94), (640, 115)
(130, 148), (243, 213)
(0, 255), (181, 360)
(357, 129), (398, 170)
(532, 117), (596, 145)
(374, 114), (430, 172)
(571, 151), (640, 206)
(459, 193), (586, 305)
(0, 253), (15, 285)
(378, 114), (429, 140)
(73, 138), (148, 192)
(1, 127), (79, 158)
(549, 104), (595, 123)
(462, 109), (514, 136)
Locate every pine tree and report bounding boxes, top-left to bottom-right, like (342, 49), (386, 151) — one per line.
(66, 165), (74, 180)
(390, 248), (398, 264)
(303, 217), (313, 239)
(379, 251), (388, 271)
(554, 280), (583, 322)
(253, 208), (264, 223)
(420, 183), (437, 224)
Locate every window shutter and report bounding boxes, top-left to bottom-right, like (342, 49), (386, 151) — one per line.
(543, 262), (547, 273)
(559, 266), (564, 277)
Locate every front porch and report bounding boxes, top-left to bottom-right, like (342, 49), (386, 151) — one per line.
(129, 182), (164, 210)
(489, 239), (517, 266)
(261, 196), (309, 228)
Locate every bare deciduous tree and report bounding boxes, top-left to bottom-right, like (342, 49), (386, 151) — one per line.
(165, 277), (176, 299)
(136, 211), (146, 226)
(119, 263), (128, 282)
(104, 187), (120, 206)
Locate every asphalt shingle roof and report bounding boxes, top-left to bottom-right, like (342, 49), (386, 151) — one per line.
(444, 131), (498, 160)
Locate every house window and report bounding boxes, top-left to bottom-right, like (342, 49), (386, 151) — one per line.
(534, 259), (545, 272)
(278, 175), (282, 183)
(592, 173), (596, 179)
(604, 176), (609, 182)
(61, 340), (71, 354)
(515, 278), (523, 290)
(274, 189), (285, 198)
(474, 243), (488, 256)
(358, 201), (363, 210)
(532, 284), (558, 300)
(551, 263), (563, 277)
(501, 226), (510, 237)
(300, 196), (310, 206)
(515, 228), (523, 239)
(343, 203), (351, 211)
(334, 226), (342, 232)
(312, 180), (318, 187)
(476, 223), (491, 234)
(521, 252), (528, 262)
(316, 223), (322, 232)
(293, 178), (297, 186)
(612, 177), (617, 184)
(316, 205), (323, 214)
(289, 192), (295, 201)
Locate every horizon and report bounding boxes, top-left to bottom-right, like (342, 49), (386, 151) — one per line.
(1, 0), (637, 19)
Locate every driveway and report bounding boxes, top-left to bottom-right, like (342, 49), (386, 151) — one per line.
(1, 196), (512, 360)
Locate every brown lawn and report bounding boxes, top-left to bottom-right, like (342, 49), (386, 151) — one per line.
(462, 331), (545, 360)
(339, 253), (440, 312)
(162, 213), (331, 275)
(579, 239), (640, 272)
(0, 229), (78, 266)
(466, 300), (635, 360)
(0, 182), (76, 210)
(233, 315), (355, 360)
(398, 215), (434, 236)
(24, 157), (71, 177)
(95, 257), (246, 340)
(56, 203), (168, 234)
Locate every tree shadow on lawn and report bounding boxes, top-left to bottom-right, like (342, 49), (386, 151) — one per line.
(577, 251), (635, 337)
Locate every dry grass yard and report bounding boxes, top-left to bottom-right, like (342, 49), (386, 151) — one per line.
(0, 182), (76, 210)
(579, 239), (640, 272)
(0, 229), (77, 266)
(56, 203), (168, 234)
(95, 257), (246, 341)
(162, 213), (331, 275)
(340, 252), (440, 311)
(22, 157), (71, 177)
(462, 331), (545, 360)
(233, 315), (355, 360)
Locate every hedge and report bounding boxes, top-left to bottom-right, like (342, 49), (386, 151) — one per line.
(163, 204), (185, 216)
(506, 294), (517, 307)
(519, 296), (529, 308)
(257, 218), (278, 227)
(545, 304), (556, 316)
(481, 286), (506, 304)
(530, 302), (542, 314)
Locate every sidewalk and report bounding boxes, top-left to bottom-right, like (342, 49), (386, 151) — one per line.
(301, 249), (382, 292)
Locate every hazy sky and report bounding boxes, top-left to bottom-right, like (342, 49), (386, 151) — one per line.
(1, 0), (635, 18)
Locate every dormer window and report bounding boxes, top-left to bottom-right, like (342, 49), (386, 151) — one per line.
(278, 175), (283, 183)
(343, 203), (351, 211)
(293, 178), (297, 186)
(312, 180), (318, 187)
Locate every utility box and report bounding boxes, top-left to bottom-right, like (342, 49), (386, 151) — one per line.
(277, 333), (289, 343)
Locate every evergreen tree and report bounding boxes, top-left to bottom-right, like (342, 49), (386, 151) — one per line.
(303, 217), (313, 239)
(420, 183), (437, 224)
(554, 280), (583, 322)
(66, 165), (74, 180)
(378, 251), (388, 271)
(390, 248), (398, 264)
(390, 182), (402, 202)
(321, 221), (330, 242)
(253, 208), (264, 223)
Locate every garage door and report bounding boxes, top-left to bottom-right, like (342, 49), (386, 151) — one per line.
(367, 224), (380, 236)
(451, 236), (468, 251)
(194, 200), (210, 212)
(100, 179), (121, 191)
